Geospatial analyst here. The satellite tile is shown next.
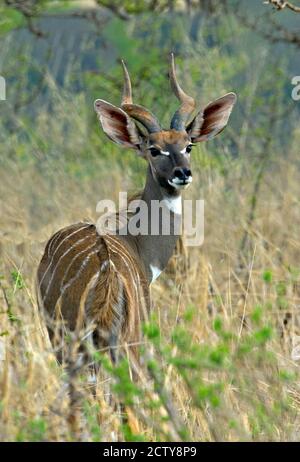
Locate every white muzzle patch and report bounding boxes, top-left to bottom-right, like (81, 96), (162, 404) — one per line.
(168, 176), (193, 190)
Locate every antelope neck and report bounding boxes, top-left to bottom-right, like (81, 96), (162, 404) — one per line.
(123, 166), (182, 284)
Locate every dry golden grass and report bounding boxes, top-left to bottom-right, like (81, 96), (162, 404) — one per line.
(1, 129), (300, 441)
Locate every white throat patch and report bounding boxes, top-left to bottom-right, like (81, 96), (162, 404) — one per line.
(162, 195), (182, 215)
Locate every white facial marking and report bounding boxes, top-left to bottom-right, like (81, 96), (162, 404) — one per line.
(162, 194), (182, 214)
(180, 144), (193, 155)
(149, 145), (169, 156)
(167, 178), (192, 190)
(150, 265), (162, 283)
(171, 177), (192, 185)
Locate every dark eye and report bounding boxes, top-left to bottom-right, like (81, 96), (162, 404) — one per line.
(149, 147), (161, 157)
(186, 145), (193, 154)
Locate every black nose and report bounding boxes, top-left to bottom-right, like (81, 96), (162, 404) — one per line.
(173, 168), (192, 180)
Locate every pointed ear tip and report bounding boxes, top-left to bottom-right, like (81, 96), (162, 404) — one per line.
(94, 99), (113, 112)
(94, 99), (103, 110)
(227, 92), (237, 102)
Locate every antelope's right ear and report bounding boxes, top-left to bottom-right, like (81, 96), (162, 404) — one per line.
(94, 99), (142, 149)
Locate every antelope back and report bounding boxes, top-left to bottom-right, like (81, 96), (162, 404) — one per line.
(37, 222), (150, 355)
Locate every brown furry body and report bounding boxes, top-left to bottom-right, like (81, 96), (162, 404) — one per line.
(37, 222), (150, 361)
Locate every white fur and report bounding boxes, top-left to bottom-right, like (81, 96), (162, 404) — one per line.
(149, 145), (169, 156)
(180, 144), (192, 155)
(168, 178), (192, 191)
(162, 194), (182, 214)
(150, 265), (162, 283)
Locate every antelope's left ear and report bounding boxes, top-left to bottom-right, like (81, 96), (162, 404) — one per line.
(186, 93), (237, 142)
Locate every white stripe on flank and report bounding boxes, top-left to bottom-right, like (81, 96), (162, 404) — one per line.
(78, 269), (100, 314)
(60, 242), (97, 291)
(103, 235), (140, 302)
(97, 234), (149, 331)
(42, 233), (93, 301)
(39, 224), (91, 291)
(111, 274), (125, 335)
(60, 248), (99, 293)
(105, 239), (137, 284)
(48, 230), (63, 257)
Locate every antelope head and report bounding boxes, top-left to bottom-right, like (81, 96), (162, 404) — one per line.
(94, 54), (236, 196)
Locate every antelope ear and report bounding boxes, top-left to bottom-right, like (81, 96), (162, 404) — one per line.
(186, 93), (237, 142)
(94, 99), (142, 149)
